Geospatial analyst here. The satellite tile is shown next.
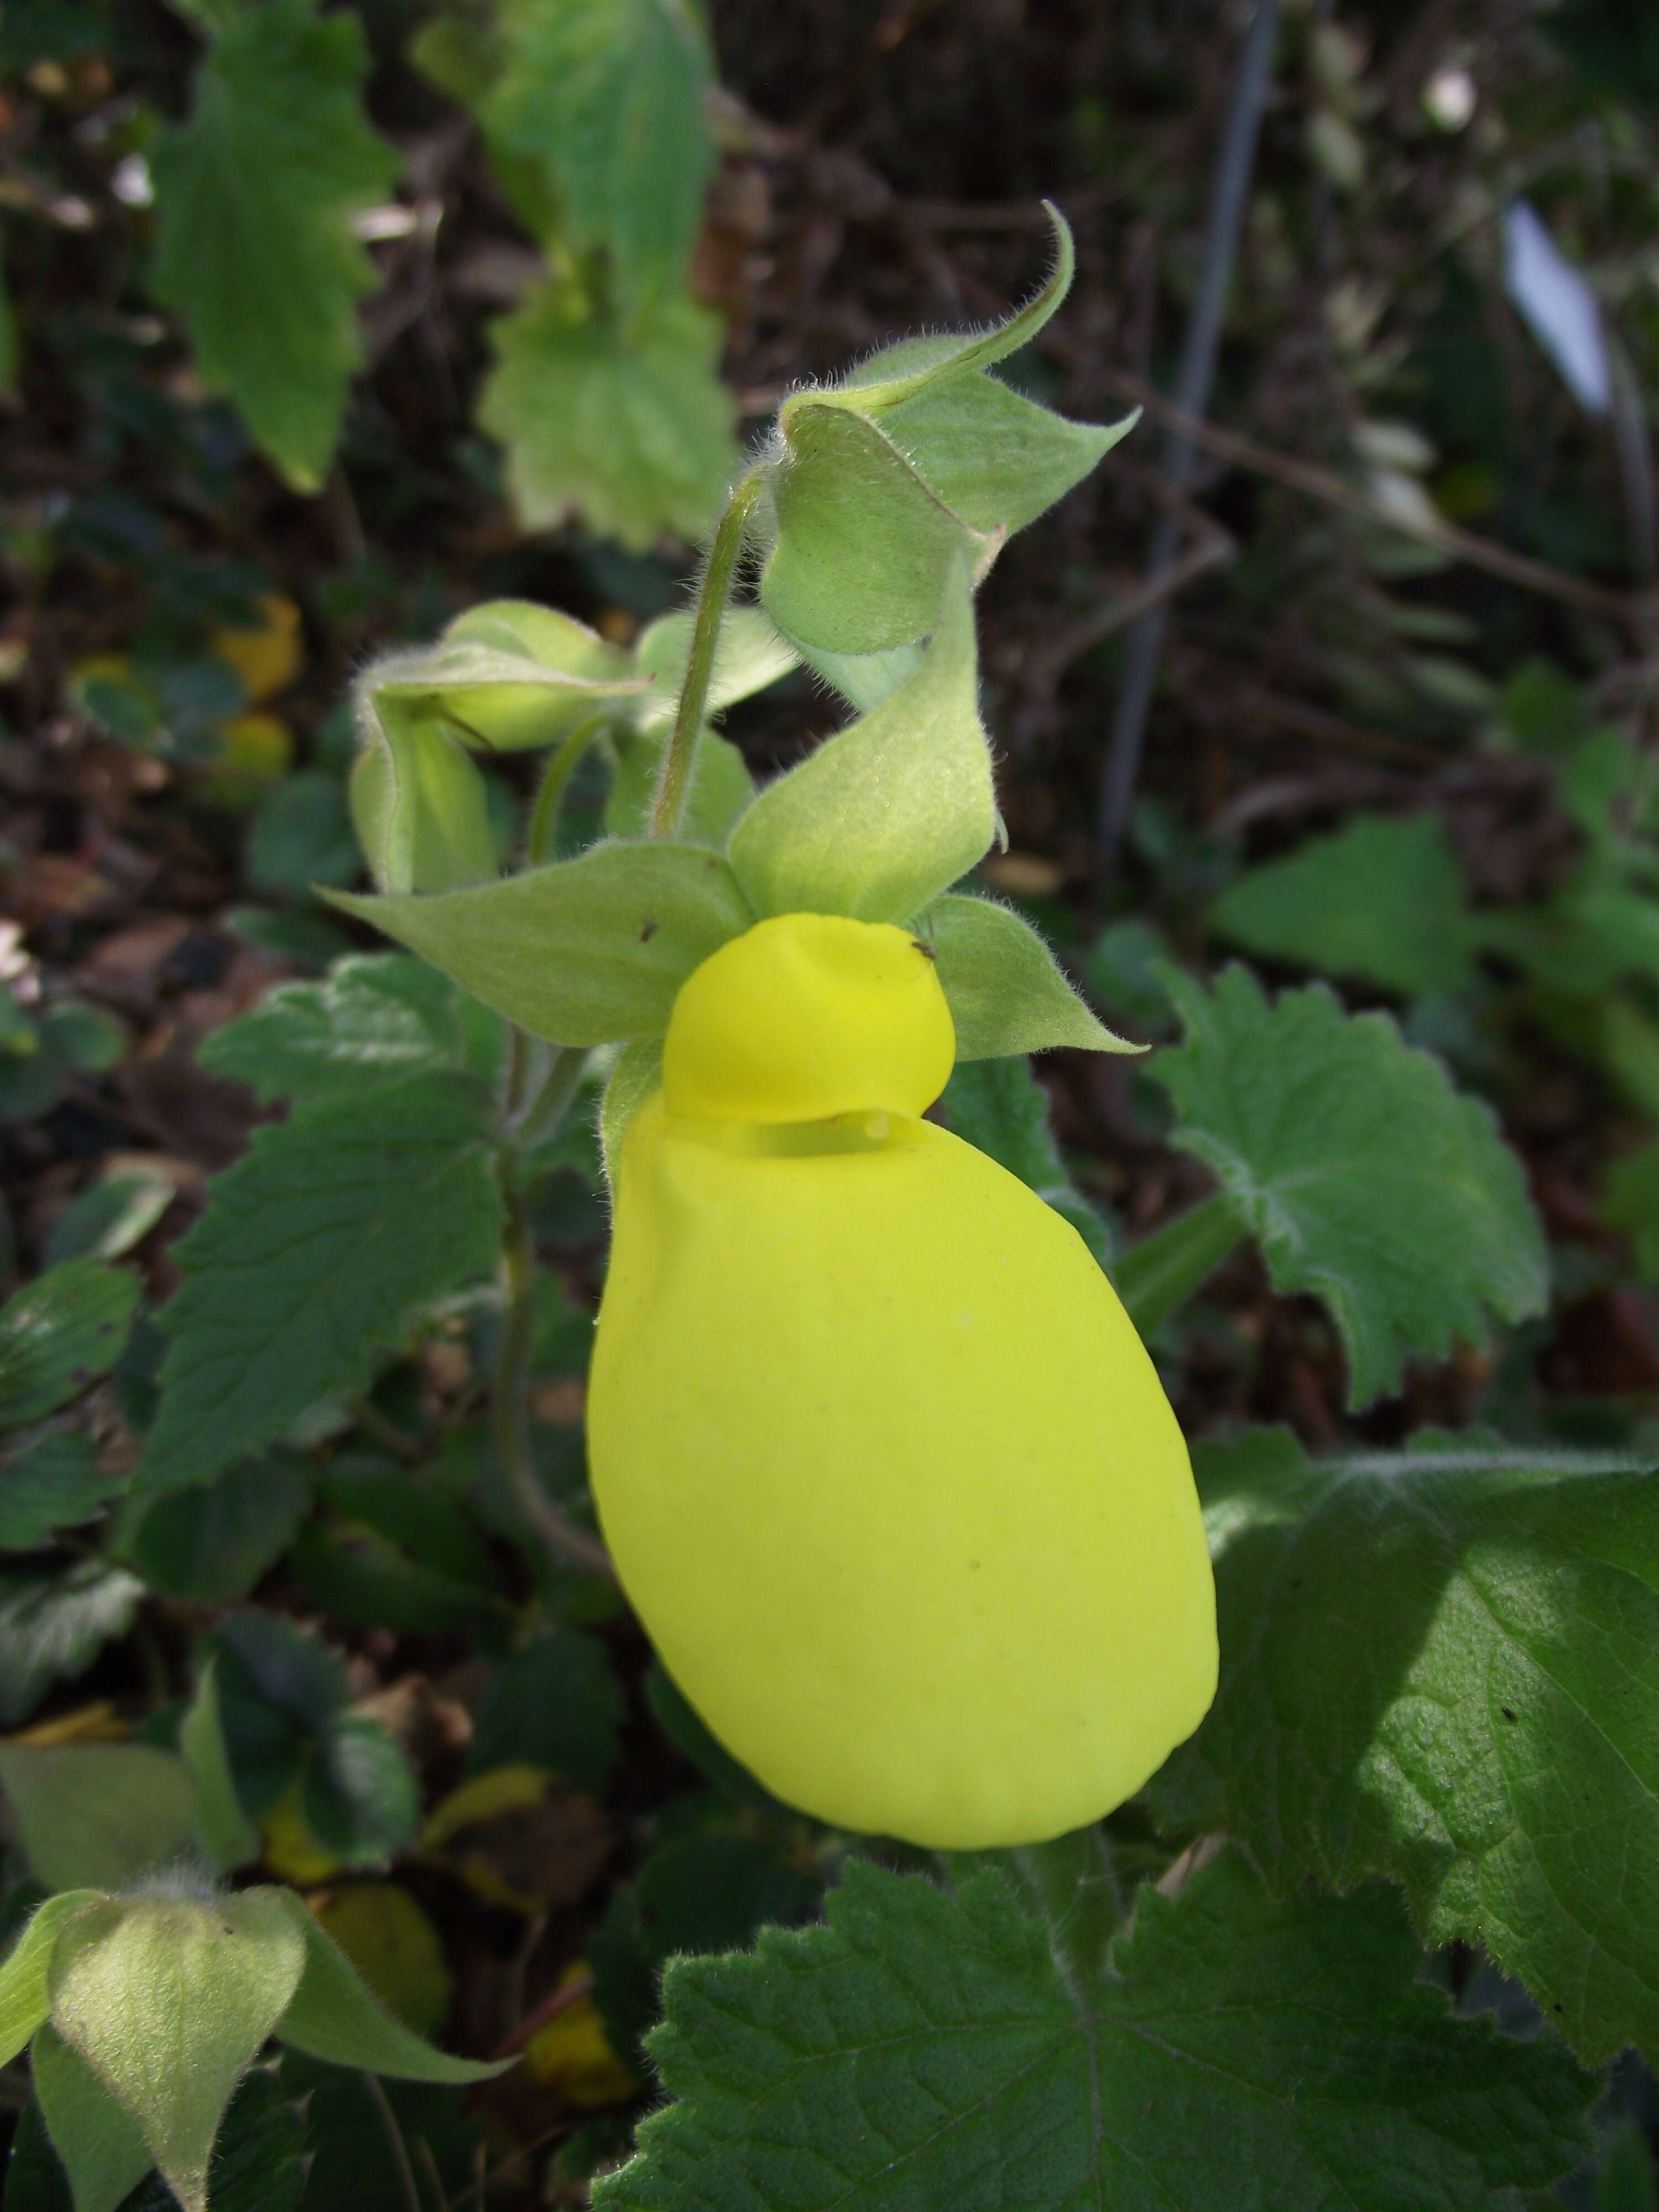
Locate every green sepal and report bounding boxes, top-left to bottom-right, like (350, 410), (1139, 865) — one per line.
(827, 202), (1077, 406)
(349, 695), (498, 895)
(47, 1890), (306, 2212)
(328, 840), (754, 1046)
(179, 1658), (262, 1875)
(794, 637), (924, 712)
(758, 403), (998, 656)
(755, 207), (1132, 655)
(599, 1037), (664, 1187)
(728, 565), (994, 925)
(0, 1893), (104, 2070)
(269, 1887), (510, 2082)
(630, 606), (797, 729)
(31, 2023), (155, 2212)
(604, 728), (754, 845)
(363, 602), (642, 753)
(921, 893), (1139, 1059)
(0, 1744), (199, 1892)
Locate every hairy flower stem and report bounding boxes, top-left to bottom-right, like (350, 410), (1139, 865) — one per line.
(648, 469), (764, 840)
(494, 1031), (615, 1578)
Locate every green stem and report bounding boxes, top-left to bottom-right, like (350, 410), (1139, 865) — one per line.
(648, 470), (764, 841)
(1113, 1193), (1245, 1339)
(493, 1034), (615, 1579)
(526, 711), (608, 865)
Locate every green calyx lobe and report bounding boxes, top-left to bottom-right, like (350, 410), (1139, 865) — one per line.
(752, 205), (1136, 660)
(339, 567), (1130, 1098)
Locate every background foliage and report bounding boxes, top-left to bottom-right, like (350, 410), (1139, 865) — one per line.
(2, 0), (1659, 2206)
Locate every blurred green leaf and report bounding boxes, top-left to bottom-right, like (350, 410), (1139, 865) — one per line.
(45, 1176), (174, 1267)
(179, 1660), (263, 1873)
(148, 0), (399, 489)
(271, 1892), (507, 2081)
(121, 1453), (312, 1603)
(468, 1630), (624, 1796)
(1211, 813), (1480, 998)
(940, 1057), (1110, 1264)
(0, 1564), (146, 1729)
(482, 0), (716, 310)
(247, 770), (359, 898)
(31, 2023), (154, 2212)
(480, 281), (737, 550)
(0, 1743), (195, 1888)
(0, 1261), (140, 1429)
(0, 1432), (127, 1551)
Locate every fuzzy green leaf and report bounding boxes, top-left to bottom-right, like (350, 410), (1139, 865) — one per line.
(331, 842), (752, 1047)
(0, 1894), (103, 2070)
(923, 891), (1135, 1058)
(0, 1566), (147, 1731)
(271, 1889), (509, 2081)
(481, 281), (737, 550)
(1151, 968), (1547, 1406)
(48, 1891), (305, 2212)
(31, 2023), (155, 2212)
(596, 1848), (1591, 2212)
(483, 0), (716, 309)
(1211, 813), (1481, 998)
(148, 0), (398, 491)
(0, 1261), (140, 1428)
(180, 1661), (263, 1874)
(1151, 1428), (1659, 2068)
(0, 1745), (197, 1891)
(139, 1073), (503, 1494)
(728, 570), (994, 925)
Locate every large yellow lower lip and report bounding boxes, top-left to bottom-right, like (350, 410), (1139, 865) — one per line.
(588, 1090), (1218, 1850)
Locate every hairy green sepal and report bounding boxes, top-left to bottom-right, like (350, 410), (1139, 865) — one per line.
(331, 841), (754, 1046)
(753, 207), (1134, 655)
(922, 893), (1137, 1058)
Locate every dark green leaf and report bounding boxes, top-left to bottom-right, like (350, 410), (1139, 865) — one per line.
(0, 1432), (127, 1551)
(1150, 1427), (1659, 2068)
(468, 1630), (624, 1796)
(301, 1714), (419, 1869)
(120, 1454), (312, 1603)
(1151, 968), (1547, 1405)
(0, 1564), (145, 1728)
(246, 770), (359, 898)
(44, 1176), (174, 1267)
(139, 1072), (503, 1494)
(0, 1262), (141, 1429)
(198, 954), (472, 1107)
(596, 1848), (1591, 2211)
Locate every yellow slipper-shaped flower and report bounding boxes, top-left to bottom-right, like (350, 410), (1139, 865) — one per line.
(588, 911), (1217, 1849)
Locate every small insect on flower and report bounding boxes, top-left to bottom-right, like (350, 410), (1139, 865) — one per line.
(588, 911), (1217, 1849)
